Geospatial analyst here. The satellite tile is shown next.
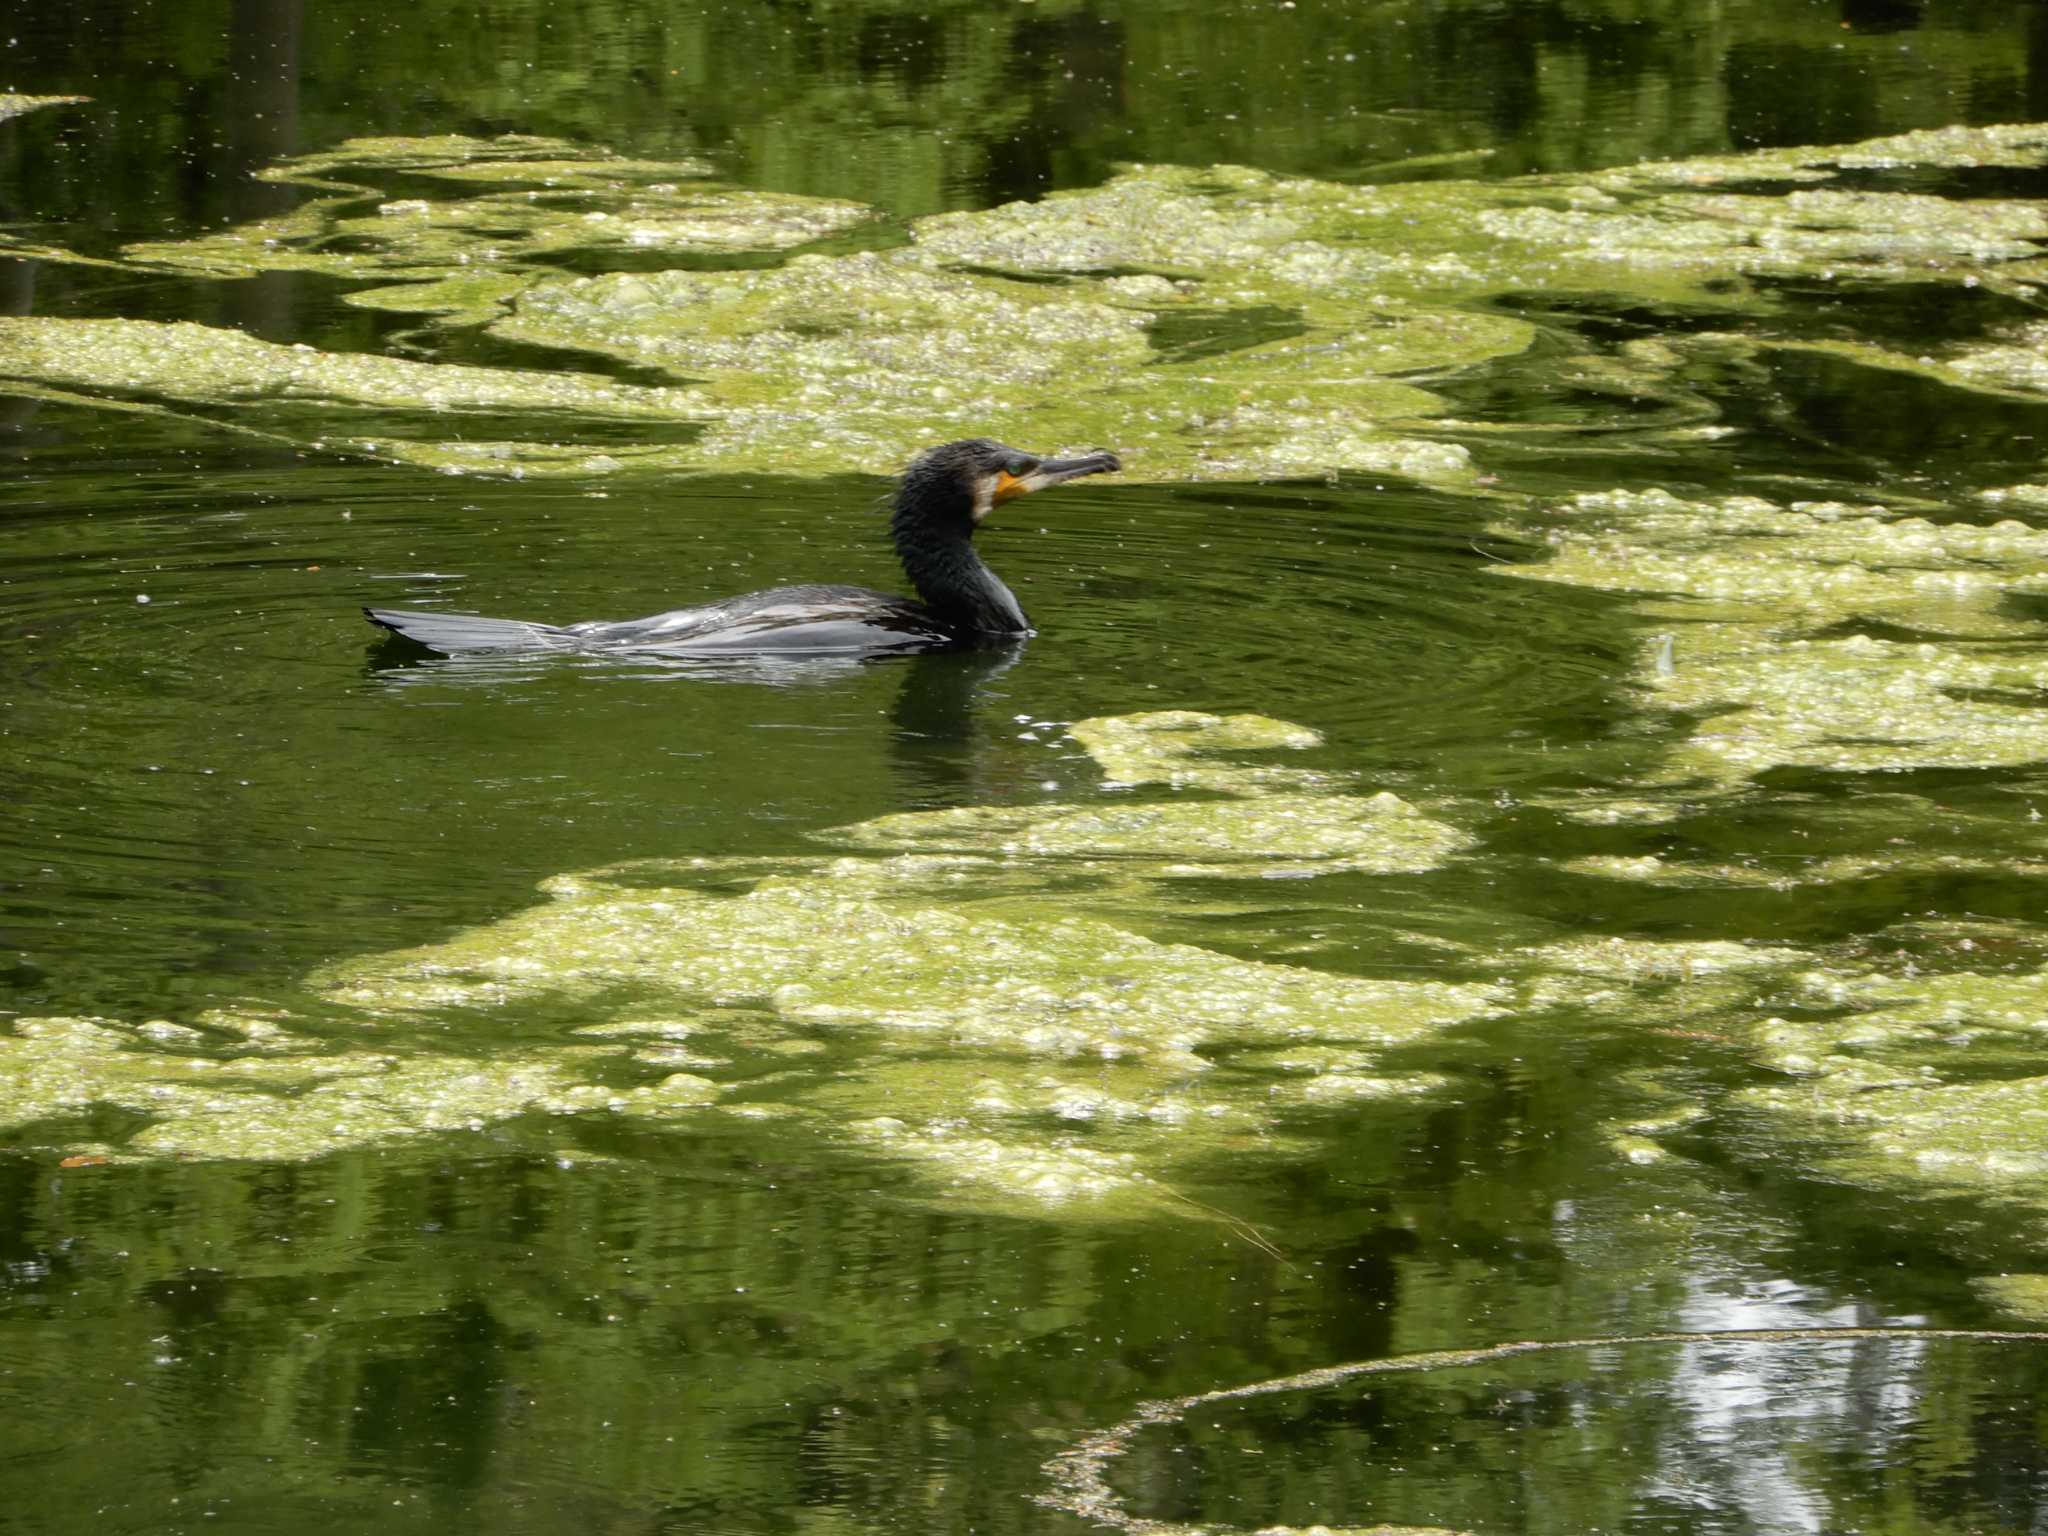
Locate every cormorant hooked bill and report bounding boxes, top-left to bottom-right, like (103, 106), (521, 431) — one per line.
(363, 438), (1121, 657)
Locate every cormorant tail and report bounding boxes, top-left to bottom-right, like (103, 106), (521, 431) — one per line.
(363, 606), (574, 655)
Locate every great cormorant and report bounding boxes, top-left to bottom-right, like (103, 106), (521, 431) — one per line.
(363, 438), (1121, 657)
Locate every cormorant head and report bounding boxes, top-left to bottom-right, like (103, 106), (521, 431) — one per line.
(897, 437), (1122, 532)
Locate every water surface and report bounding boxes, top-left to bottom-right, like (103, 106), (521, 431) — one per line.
(7, 5), (2048, 1534)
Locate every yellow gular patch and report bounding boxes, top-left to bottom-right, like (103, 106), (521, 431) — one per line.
(994, 470), (1029, 503)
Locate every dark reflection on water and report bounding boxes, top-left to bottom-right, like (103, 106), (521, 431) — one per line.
(8, 4), (2048, 1535)
(10, 0), (2048, 223)
(1116, 1336), (2048, 1534)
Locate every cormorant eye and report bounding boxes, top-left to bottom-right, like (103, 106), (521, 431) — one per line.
(1003, 457), (1030, 478)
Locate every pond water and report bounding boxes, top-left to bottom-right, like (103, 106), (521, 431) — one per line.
(8, 4), (2048, 1534)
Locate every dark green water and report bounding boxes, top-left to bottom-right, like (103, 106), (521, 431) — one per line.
(8, 4), (2048, 1534)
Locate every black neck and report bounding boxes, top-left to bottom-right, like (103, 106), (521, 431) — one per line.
(891, 511), (1030, 635)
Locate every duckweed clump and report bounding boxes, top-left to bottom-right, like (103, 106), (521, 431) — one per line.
(14, 120), (2048, 480)
(0, 94), (88, 124)
(0, 316), (708, 475)
(120, 133), (858, 285)
(0, 1012), (717, 1162)
(830, 709), (1468, 877)
(13, 109), (2048, 1241)
(1065, 709), (1329, 791)
(0, 712), (1498, 1207)
(831, 793), (1467, 877)
(1495, 489), (2048, 784)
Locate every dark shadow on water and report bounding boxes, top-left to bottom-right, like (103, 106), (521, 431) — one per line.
(885, 643), (1026, 802)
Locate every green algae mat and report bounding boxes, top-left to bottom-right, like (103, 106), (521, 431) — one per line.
(16, 12), (2048, 1529)
(9, 117), (2048, 1250)
(10, 122), (2048, 482)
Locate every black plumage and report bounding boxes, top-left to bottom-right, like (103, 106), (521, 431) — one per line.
(364, 438), (1120, 657)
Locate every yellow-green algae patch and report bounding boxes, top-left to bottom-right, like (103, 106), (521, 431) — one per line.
(851, 1119), (1160, 1213)
(132, 184), (871, 282)
(830, 793), (1468, 877)
(1983, 483), (2048, 512)
(1621, 121), (2048, 183)
(831, 710), (1469, 877)
(120, 134), (862, 285)
(913, 143), (2048, 314)
(1066, 709), (1330, 791)
(1974, 1274), (2048, 1326)
(1494, 488), (2048, 787)
(0, 709), (1504, 1205)
(266, 133), (716, 189)
(493, 244), (1494, 480)
(341, 271), (537, 325)
(19, 123), (2048, 478)
(1760, 331), (2048, 408)
(1565, 849), (2048, 890)
(1476, 186), (2048, 286)
(0, 1013), (723, 1162)
(1521, 944), (2048, 1220)
(1743, 1069), (2048, 1211)
(1606, 1085), (1713, 1168)
(0, 317), (706, 477)
(1514, 936), (1806, 1033)
(311, 862), (1502, 1206)
(0, 94), (88, 125)
(1503, 490), (2048, 636)
(1650, 630), (2048, 783)
(1523, 936), (1808, 984)
(321, 868), (1502, 1067)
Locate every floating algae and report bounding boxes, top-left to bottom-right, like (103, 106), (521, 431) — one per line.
(0, 316), (707, 476)
(308, 862), (1502, 1207)
(1501, 490), (2048, 637)
(15, 122), (2048, 478)
(831, 710), (1469, 877)
(1494, 489), (2048, 786)
(1651, 630), (2048, 782)
(11, 702), (1467, 1194)
(1974, 1273), (2048, 1325)
(494, 252), (1496, 478)
(1510, 936), (2048, 1226)
(121, 134), (858, 283)
(1065, 709), (1329, 791)
(0, 711), (1501, 1208)
(1983, 483), (2048, 511)
(1743, 1065), (2048, 1214)
(0, 94), (89, 125)
(1521, 935), (1806, 988)
(133, 185), (871, 280)
(322, 868), (1501, 1069)
(1510, 937), (1807, 1051)
(0, 1012), (721, 1162)
(262, 133), (717, 188)
(1475, 186), (2048, 288)
(1595, 121), (2048, 188)
(1565, 848), (2048, 890)
(831, 794), (1466, 877)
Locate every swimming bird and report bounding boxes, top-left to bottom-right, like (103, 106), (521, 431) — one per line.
(362, 438), (1121, 657)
